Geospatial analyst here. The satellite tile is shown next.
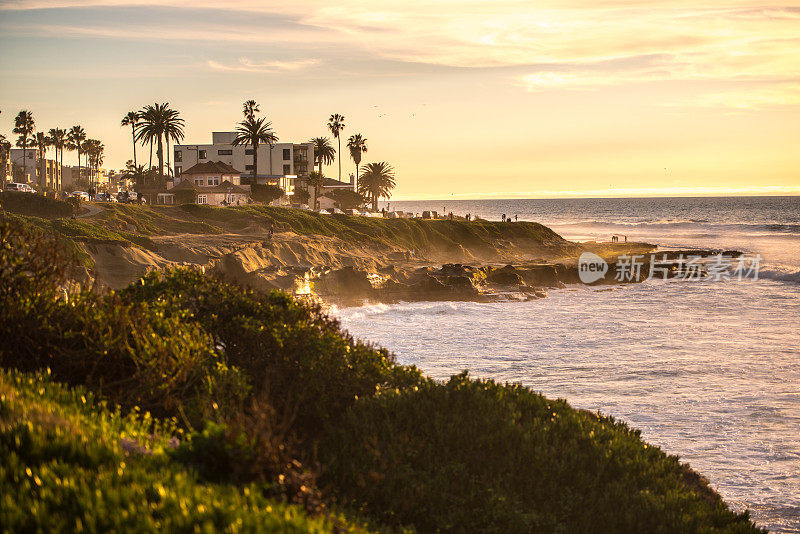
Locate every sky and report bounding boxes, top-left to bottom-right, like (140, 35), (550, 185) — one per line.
(1, 0), (799, 199)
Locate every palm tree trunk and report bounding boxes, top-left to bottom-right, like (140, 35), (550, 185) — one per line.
(131, 125), (137, 170)
(157, 134), (164, 188)
(76, 148), (80, 183)
(22, 136), (27, 183)
(253, 140), (258, 185)
(337, 136), (342, 181)
(373, 193), (378, 212)
(355, 163), (359, 190)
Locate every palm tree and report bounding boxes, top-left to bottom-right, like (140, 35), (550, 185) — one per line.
(48, 128), (66, 191)
(307, 170), (326, 210)
(121, 111), (139, 171)
(327, 114), (345, 181)
(243, 100), (259, 119)
(232, 116), (277, 184)
(67, 126), (86, 182)
(13, 111), (35, 182)
(34, 132), (51, 189)
(0, 135), (10, 183)
(84, 139), (104, 190)
(357, 162), (395, 211)
(135, 103), (185, 187)
(310, 136), (335, 176)
(346, 134), (368, 188)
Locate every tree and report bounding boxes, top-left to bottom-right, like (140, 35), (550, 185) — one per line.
(232, 116), (277, 185)
(327, 114), (345, 181)
(67, 126), (86, 182)
(83, 139), (104, 190)
(121, 111), (139, 171)
(250, 184), (284, 205)
(328, 188), (365, 210)
(310, 136), (335, 175)
(357, 162), (395, 211)
(48, 128), (67, 191)
(307, 170), (326, 210)
(34, 132), (51, 189)
(346, 134), (367, 188)
(293, 186), (310, 205)
(243, 100), (259, 120)
(135, 103), (184, 188)
(0, 135), (10, 183)
(13, 111), (35, 182)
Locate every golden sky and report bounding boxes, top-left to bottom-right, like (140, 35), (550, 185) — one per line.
(1, 0), (798, 198)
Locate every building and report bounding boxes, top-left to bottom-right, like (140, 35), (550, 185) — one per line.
(9, 148), (60, 189)
(173, 132), (314, 186)
(156, 161), (251, 206)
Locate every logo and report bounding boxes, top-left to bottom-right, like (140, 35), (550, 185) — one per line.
(578, 252), (609, 284)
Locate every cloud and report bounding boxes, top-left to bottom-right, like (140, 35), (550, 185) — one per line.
(206, 57), (319, 72)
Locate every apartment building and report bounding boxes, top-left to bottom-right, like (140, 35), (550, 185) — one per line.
(173, 132), (314, 186)
(9, 148), (60, 189)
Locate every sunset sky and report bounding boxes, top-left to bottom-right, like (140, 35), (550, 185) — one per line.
(1, 0), (798, 199)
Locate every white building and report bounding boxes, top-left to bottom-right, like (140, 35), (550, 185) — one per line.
(173, 132), (314, 187)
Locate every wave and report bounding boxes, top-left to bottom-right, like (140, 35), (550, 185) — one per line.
(756, 264), (800, 283)
(551, 221), (800, 234)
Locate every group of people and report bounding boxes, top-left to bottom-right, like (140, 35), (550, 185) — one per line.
(501, 214), (518, 222)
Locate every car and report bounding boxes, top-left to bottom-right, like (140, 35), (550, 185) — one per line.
(70, 191), (90, 201)
(116, 191), (133, 203)
(95, 193), (117, 203)
(4, 182), (35, 193)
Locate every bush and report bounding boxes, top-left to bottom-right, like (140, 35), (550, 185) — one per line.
(251, 184), (284, 204)
(321, 372), (763, 533)
(119, 269), (422, 437)
(0, 191), (73, 218)
(0, 370), (355, 533)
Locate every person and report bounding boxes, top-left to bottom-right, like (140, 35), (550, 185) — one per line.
(268, 223), (275, 239)
(515, 214), (518, 222)
(137, 192), (143, 205)
(502, 213), (506, 222)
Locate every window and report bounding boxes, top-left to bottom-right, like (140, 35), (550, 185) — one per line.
(245, 165), (254, 171)
(245, 149), (255, 156)
(283, 149), (291, 160)
(218, 149), (232, 155)
(175, 150), (182, 162)
(208, 176), (220, 186)
(197, 195), (207, 204)
(283, 164), (291, 175)
(300, 149), (308, 161)
(175, 165), (182, 177)
(194, 178), (204, 186)
(199, 150), (207, 159)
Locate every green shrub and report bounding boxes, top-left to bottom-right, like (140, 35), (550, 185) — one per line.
(119, 269), (422, 437)
(0, 370), (356, 533)
(0, 191), (73, 218)
(321, 372), (763, 533)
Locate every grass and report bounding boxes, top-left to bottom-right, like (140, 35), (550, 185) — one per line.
(0, 370), (357, 533)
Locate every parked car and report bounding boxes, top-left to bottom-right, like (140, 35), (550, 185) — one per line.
(4, 182), (35, 193)
(95, 193), (117, 203)
(116, 191), (133, 203)
(70, 191), (90, 201)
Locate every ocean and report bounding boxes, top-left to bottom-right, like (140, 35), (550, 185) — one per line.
(334, 196), (800, 533)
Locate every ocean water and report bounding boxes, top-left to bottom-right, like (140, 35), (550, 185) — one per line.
(335, 196), (800, 533)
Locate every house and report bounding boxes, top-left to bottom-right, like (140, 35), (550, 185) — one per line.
(158, 161), (251, 206)
(10, 148), (60, 189)
(173, 132), (314, 186)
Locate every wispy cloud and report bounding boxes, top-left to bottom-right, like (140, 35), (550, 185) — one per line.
(206, 57), (319, 72)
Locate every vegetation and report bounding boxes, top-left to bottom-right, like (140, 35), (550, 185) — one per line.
(135, 103), (185, 187)
(308, 170), (326, 210)
(250, 183), (284, 204)
(0, 191), (74, 218)
(327, 114), (346, 181)
(233, 115), (277, 183)
(121, 111), (139, 171)
(358, 162), (396, 211)
(311, 136), (336, 175)
(347, 133), (368, 187)
(328, 188), (365, 210)
(67, 125), (87, 181)
(0, 370), (356, 533)
(0, 214), (764, 532)
(13, 110), (35, 181)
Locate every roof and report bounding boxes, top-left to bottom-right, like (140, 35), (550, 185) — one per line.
(181, 161), (241, 175)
